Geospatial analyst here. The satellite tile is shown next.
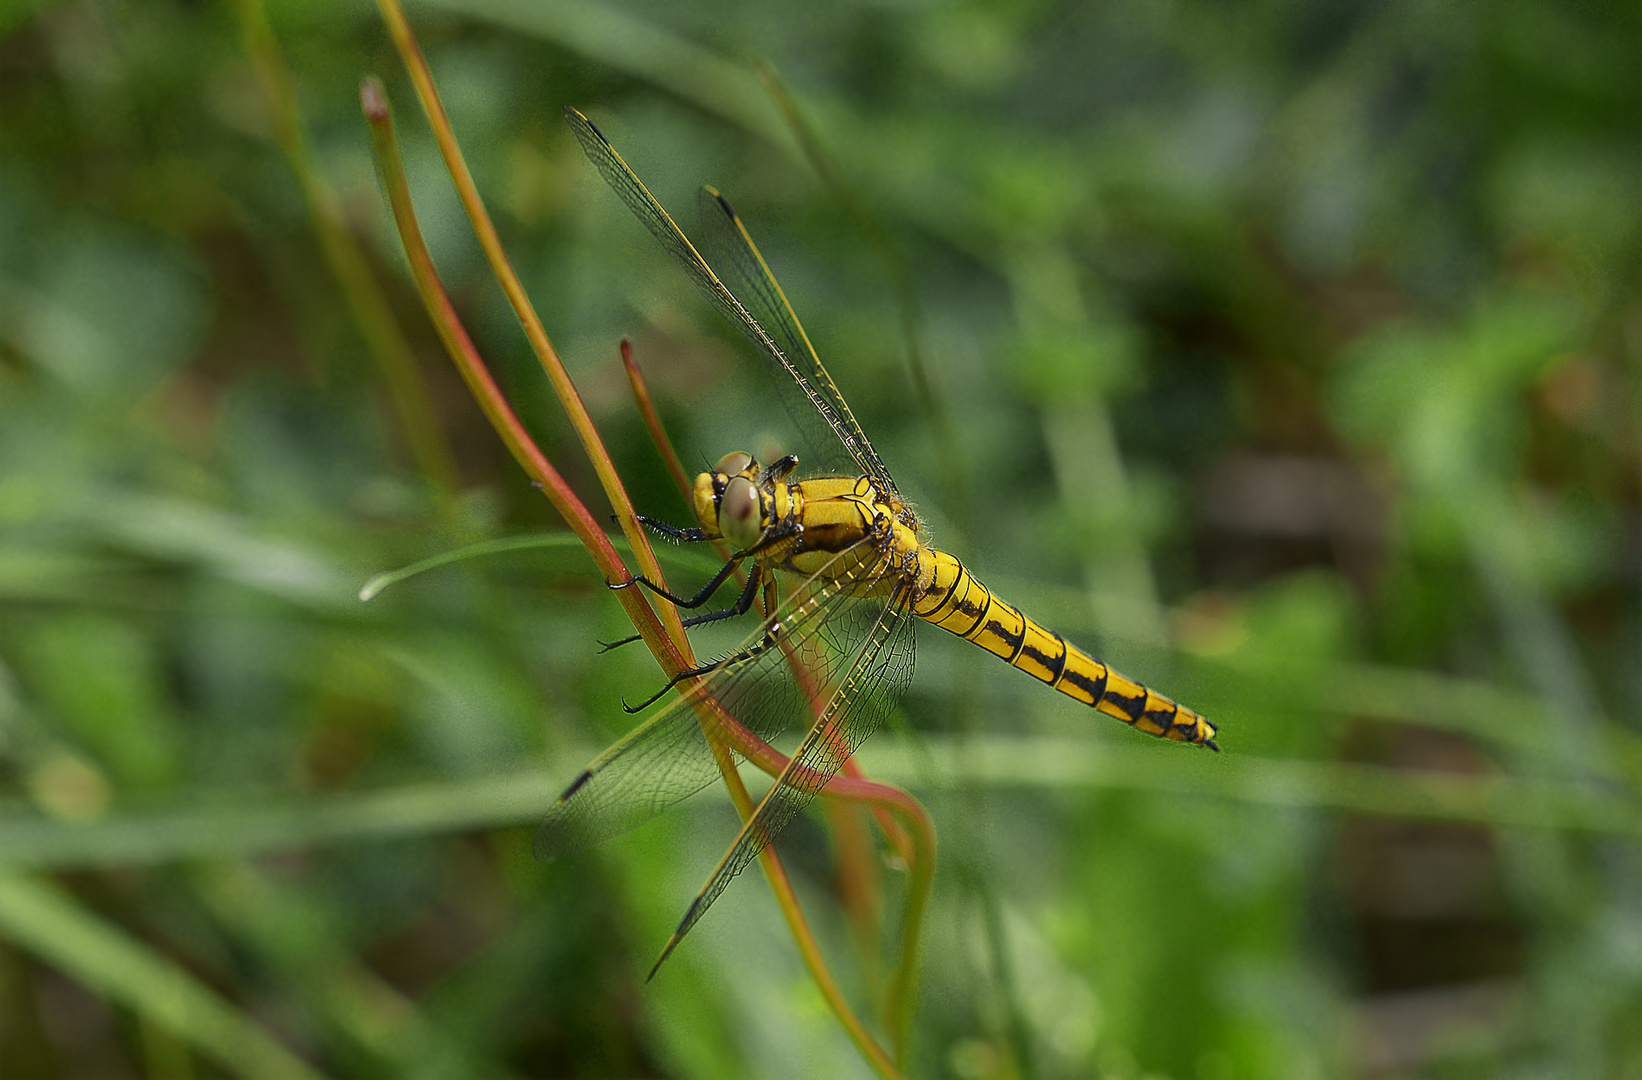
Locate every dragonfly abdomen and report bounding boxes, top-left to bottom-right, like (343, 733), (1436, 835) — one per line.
(912, 550), (1218, 749)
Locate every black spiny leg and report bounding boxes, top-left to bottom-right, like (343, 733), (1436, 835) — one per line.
(672, 564), (762, 631)
(615, 553), (744, 609)
(600, 514), (721, 651)
(602, 511), (798, 660)
(607, 508), (742, 611)
(598, 566), (763, 652)
(611, 511), (798, 611)
(622, 610), (786, 713)
(633, 515), (707, 545)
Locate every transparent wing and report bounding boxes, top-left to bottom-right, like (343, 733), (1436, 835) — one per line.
(695, 186), (897, 494)
(654, 585), (916, 966)
(564, 107), (894, 492)
(533, 538), (906, 860)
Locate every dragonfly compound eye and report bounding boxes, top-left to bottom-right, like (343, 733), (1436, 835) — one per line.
(715, 451), (754, 477)
(718, 476), (764, 550)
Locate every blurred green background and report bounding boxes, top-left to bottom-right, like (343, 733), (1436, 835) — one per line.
(1, 0), (1638, 1077)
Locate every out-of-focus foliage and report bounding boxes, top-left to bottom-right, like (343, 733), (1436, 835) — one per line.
(1, 1), (1637, 1077)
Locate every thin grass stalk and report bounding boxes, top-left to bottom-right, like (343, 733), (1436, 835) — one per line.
(620, 338), (697, 509)
(373, 0), (677, 613)
(0, 872), (325, 1080)
(363, 24), (927, 1068)
(233, 0), (460, 504)
(830, 789), (887, 993)
(703, 731), (907, 1079)
(357, 78), (677, 658)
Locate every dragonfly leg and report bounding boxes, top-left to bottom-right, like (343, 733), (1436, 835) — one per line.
(633, 514), (708, 544)
(597, 567), (764, 652)
(671, 564), (763, 627)
(622, 609), (786, 714)
(614, 553), (743, 608)
(612, 512), (799, 607)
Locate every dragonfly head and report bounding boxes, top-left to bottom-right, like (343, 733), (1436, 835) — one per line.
(693, 451), (769, 552)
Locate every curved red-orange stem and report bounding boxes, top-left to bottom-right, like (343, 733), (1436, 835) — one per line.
(365, 10), (933, 1067)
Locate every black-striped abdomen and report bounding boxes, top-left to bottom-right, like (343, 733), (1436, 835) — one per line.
(912, 550), (1218, 749)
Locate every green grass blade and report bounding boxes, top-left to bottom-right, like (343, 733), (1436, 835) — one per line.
(0, 871), (327, 1080)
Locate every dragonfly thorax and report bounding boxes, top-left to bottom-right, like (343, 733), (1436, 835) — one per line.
(691, 451), (938, 601)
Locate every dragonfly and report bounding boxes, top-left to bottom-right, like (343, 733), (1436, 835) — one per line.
(540, 106), (1219, 972)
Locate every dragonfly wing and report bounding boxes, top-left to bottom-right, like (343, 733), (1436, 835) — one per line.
(695, 186), (898, 494)
(564, 109), (812, 434)
(534, 538), (901, 860)
(653, 582), (918, 968)
(563, 107), (894, 492)
(533, 690), (752, 860)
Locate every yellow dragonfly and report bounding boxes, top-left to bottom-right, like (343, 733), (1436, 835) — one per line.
(539, 107), (1218, 968)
